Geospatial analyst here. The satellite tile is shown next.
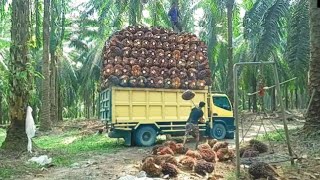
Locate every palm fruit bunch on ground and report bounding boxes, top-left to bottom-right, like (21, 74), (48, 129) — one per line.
(101, 26), (212, 90)
(239, 139), (268, 158)
(248, 161), (280, 179)
(142, 140), (239, 177)
(194, 160), (215, 176)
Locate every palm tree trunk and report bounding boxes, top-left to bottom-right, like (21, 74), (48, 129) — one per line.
(35, 0), (41, 49)
(55, 66), (59, 121)
(304, 0), (320, 131)
(50, 53), (57, 124)
(0, 92), (3, 125)
(39, 0), (52, 131)
(58, 84), (63, 121)
(226, 0), (235, 105)
(242, 92), (245, 110)
(295, 87), (298, 109)
(271, 88), (276, 112)
(1, 0), (31, 151)
(248, 96), (251, 112)
(290, 90), (293, 109)
(285, 85), (289, 110)
(50, 0), (58, 124)
(92, 87), (95, 118)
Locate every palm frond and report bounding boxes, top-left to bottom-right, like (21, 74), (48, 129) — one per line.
(286, 0), (309, 88)
(243, 0), (275, 40)
(255, 0), (289, 61)
(69, 39), (89, 51)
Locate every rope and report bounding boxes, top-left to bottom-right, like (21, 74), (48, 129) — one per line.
(240, 114), (259, 144)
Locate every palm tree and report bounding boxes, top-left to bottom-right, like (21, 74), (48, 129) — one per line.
(286, 0), (310, 109)
(1, 0), (32, 151)
(39, 0), (52, 130)
(226, 0), (235, 104)
(242, 0), (289, 111)
(0, 79), (3, 125)
(304, 0), (320, 132)
(0, 10), (10, 125)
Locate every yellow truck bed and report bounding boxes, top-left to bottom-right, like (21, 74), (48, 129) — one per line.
(100, 86), (234, 146)
(100, 86), (209, 125)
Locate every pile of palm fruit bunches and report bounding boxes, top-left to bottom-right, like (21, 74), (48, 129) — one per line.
(101, 26), (212, 90)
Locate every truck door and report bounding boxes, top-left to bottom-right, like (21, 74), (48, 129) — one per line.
(211, 95), (235, 139)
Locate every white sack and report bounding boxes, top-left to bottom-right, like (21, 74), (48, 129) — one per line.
(25, 106), (36, 153)
(28, 155), (52, 166)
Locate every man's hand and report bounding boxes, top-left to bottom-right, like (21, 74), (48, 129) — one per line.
(199, 117), (205, 124)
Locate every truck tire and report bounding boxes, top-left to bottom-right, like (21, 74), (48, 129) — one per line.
(134, 126), (157, 146)
(211, 123), (226, 140)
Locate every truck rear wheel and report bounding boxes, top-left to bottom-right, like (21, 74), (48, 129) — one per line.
(211, 123), (226, 140)
(134, 126), (157, 146)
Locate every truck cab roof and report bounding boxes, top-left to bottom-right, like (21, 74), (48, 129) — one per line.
(211, 93), (228, 97)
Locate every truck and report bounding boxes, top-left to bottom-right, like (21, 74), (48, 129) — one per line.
(99, 86), (235, 146)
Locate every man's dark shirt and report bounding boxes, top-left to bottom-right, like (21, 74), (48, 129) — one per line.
(168, 5), (179, 23)
(187, 107), (204, 125)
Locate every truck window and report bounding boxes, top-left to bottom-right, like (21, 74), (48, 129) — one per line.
(213, 96), (231, 111)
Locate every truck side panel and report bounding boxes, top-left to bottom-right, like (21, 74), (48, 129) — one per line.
(111, 87), (208, 124)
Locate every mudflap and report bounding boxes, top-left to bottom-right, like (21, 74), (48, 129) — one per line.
(108, 129), (132, 146)
(226, 131), (235, 139)
(226, 124), (235, 139)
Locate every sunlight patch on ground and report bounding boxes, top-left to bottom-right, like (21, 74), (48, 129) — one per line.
(62, 136), (78, 145)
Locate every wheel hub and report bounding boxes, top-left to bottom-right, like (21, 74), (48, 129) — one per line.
(142, 132), (151, 141)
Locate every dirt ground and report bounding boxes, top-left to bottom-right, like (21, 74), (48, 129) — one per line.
(21, 141), (238, 180)
(3, 111), (320, 180)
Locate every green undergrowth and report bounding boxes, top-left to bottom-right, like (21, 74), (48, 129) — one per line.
(257, 129), (286, 142)
(34, 130), (124, 167)
(257, 128), (298, 142)
(0, 129), (124, 179)
(0, 128), (6, 145)
(0, 167), (17, 179)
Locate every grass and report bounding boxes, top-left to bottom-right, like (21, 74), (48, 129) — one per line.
(0, 129), (124, 178)
(257, 128), (298, 142)
(257, 129), (286, 142)
(0, 167), (18, 179)
(34, 131), (123, 166)
(0, 128), (6, 145)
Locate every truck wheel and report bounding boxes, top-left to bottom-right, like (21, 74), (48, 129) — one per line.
(134, 126), (157, 146)
(211, 123), (226, 140)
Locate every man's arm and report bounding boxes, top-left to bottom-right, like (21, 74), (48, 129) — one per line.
(198, 110), (205, 123)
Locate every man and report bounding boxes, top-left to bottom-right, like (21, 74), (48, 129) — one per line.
(168, 1), (182, 32)
(183, 101), (206, 149)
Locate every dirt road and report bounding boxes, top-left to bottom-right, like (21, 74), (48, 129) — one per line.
(22, 114), (303, 180)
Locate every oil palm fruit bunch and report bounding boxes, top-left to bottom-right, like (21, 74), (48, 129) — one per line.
(101, 26), (212, 90)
